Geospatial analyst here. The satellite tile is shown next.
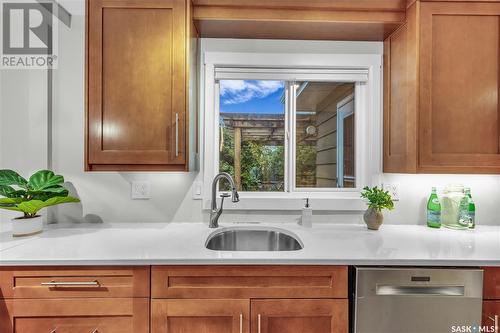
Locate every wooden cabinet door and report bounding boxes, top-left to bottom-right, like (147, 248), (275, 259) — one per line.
(484, 267), (500, 300)
(0, 298), (149, 333)
(251, 299), (348, 333)
(383, 2), (419, 173)
(87, 0), (187, 171)
(419, 2), (500, 173)
(482, 301), (499, 332)
(151, 299), (249, 333)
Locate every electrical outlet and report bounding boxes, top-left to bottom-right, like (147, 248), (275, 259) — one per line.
(131, 181), (151, 199)
(383, 183), (400, 201)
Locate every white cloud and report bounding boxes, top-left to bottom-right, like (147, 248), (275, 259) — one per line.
(220, 80), (283, 105)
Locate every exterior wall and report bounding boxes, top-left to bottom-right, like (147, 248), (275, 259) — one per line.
(315, 84), (354, 187)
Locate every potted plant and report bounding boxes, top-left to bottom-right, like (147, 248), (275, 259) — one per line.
(0, 169), (80, 236)
(360, 186), (394, 230)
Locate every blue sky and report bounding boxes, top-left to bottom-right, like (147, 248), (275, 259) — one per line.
(219, 80), (285, 114)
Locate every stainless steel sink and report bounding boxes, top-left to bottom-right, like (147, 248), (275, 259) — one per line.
(205, 226), (303, 251)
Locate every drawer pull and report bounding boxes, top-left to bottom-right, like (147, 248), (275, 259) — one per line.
(175, 112), (179, 157)
(258, 314), (261, 333)
(41, 280), (100, 287)
(239, 313), (243, 333)
(50, 328), (98, 333)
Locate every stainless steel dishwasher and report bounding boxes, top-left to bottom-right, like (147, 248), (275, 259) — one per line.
(354, 267), (483, 333)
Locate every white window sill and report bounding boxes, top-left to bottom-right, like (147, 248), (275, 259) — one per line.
(203, 196), (366, 211)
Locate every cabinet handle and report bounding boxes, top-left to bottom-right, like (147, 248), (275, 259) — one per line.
(41, 280), (99, 286)
(175, 112), (179, 157)
(239, 313), (243, 333)
(258, 314), (261, 333)
(50, 327), (98, 333)
(489, 315), (499, 333)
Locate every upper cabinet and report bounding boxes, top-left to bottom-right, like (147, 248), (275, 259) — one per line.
(86, 0), (196, 171)
(384, 1), (500, 173)
(192, 0), (406, 41)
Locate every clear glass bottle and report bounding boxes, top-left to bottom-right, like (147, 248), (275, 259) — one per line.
(441, 184), (468, 230)
(458, 194), (471, 228)
(465, 188), (475, 229)
(426, 187), (441, 228)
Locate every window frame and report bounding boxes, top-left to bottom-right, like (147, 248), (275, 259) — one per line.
(336, 93), (355, 188)
(216, 80), (289, 193)
(201, 52), (382, 211)
(291, 84), (358, 193)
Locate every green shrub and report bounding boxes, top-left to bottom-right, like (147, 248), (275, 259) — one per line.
(360, 186), (394, 212)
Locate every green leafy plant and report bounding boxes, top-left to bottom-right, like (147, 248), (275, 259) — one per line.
(0, 169), (80, 219)
(360, 186), (394, 212)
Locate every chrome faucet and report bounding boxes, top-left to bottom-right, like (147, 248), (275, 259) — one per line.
(210, 172), (240, 228)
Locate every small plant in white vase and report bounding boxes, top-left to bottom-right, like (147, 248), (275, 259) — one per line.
(0, 169), (80, 236)
(360, 186), (394, 230)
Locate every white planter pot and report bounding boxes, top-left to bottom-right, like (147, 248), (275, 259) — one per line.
(12, 215), (43, 237)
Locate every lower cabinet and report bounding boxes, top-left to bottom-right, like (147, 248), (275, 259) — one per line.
(252, 299), (348, 333)
(482, 301), (500, 332)
(0, 298), (149, 333)
(0, 265), (348, 332)
(151, 299), (250, 333)
(151, 266), (349, 333)
(151, 299), (348, 333)
(483, 268), (500, 332)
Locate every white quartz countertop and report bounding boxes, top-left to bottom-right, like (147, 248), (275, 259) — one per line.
(0, 222), (499, 266)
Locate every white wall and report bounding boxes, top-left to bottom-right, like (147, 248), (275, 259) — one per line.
(0, 0), (49, 224)
(1, 1), (499, 226)
(0, 67), (48, 224)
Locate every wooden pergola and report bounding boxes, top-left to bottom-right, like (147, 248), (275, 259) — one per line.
(220, 112), (316, 190)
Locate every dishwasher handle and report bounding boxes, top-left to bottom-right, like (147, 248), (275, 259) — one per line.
(376, 285), (465, 296)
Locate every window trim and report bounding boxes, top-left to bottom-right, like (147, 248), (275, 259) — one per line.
(201, 52), (382, 211)
(336, 93), (355, 188)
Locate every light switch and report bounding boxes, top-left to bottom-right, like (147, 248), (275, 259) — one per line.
(131, 181), (151, 199)
(192, 181), (203, 200)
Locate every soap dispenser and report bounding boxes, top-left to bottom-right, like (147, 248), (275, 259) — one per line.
(301, 198), (312, 228)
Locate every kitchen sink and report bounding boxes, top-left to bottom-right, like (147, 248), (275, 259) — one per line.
(205, 226), (303, 251)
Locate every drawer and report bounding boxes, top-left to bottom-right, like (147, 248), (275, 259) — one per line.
(484, 267), (500, 300)
(0, 266), (150, 298)
(0, 298), (149, 333)
(151, 265), (348, 299)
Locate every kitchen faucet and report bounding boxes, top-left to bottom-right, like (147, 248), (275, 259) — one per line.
(210, 172), (240, 228)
